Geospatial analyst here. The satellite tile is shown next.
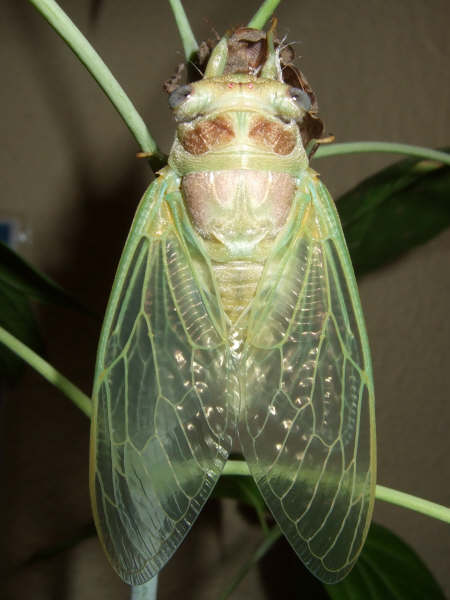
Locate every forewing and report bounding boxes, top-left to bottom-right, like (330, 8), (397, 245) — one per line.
(90, 170), (237, 584)
(239, 171), (376, 583)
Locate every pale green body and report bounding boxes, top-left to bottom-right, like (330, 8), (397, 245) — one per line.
(90, 45), (376, 587)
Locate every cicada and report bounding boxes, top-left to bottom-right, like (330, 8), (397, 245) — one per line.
(90, 29), (376, 586)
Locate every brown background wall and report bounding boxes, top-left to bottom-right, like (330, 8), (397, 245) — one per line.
(1, 1), (449, 598)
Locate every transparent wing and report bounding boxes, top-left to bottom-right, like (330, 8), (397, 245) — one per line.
(90, 169), (237, 585)
(239, 170), (376, 583)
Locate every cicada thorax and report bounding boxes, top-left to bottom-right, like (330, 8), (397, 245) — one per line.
(168, 39), (313, 326)
(181, 167), (297, 324)
(176, 102), (298, 157)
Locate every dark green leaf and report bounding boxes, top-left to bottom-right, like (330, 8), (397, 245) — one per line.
(0, 282), (43, 382)
(337, 150), (450, 275)
(325, 522), (445, 600)
(214, 474), (269, 532)
(215, 473), (444, 598)
(219, 525), (282, 600)
(0, 241), (91, 314)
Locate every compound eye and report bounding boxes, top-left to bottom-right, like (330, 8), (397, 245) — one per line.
(289, 87), (311, 112)
(168, 84), (193, 109)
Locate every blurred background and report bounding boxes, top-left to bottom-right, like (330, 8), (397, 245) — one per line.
(0, 0), (449, 598)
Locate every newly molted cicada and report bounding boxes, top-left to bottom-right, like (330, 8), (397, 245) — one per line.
(90, 30), (376, 586)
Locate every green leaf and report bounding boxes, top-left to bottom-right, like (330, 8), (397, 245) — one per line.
(219, 525), (282, 600)
(325, 523), (445, 600)
(0, 283), (43, 382)
(214, 473), (269, 533)
(337, 151), (450, 276)
(0, 324), (92, 416)
(214, 474), (445, 599)
(0, 241), (90, 314)
(0, 241), (92, 382)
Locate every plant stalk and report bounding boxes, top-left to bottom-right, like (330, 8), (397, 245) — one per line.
(376, 485), (450, 524)
(314, 141), (450, 166)
(27, 0), (166, 171)
(167, 0), (199, 61)
(248, 0), (282, 29)
(0, 325), (92, 418)
(130, 577), (158, 600)
(223, 461), (450, 524)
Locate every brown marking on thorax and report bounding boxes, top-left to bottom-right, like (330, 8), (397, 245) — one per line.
(179, 115), (234, 155)
(248, 116), (296, 155)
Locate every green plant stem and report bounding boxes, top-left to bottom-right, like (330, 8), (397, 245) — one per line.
(248, 0), (282, 29)
(314, 141), (450, 166)
(0, 325), (92, 418)
(224, 461), (450, 524)
(376, 485), (450, 524)
(168, 0), (199, 61)
(28, 3), (450, 175)
(1, 323), (448, 525)
(27, 0), (166, 171)
(223, 461), (251, 476)
(130, 577), (158, 600)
